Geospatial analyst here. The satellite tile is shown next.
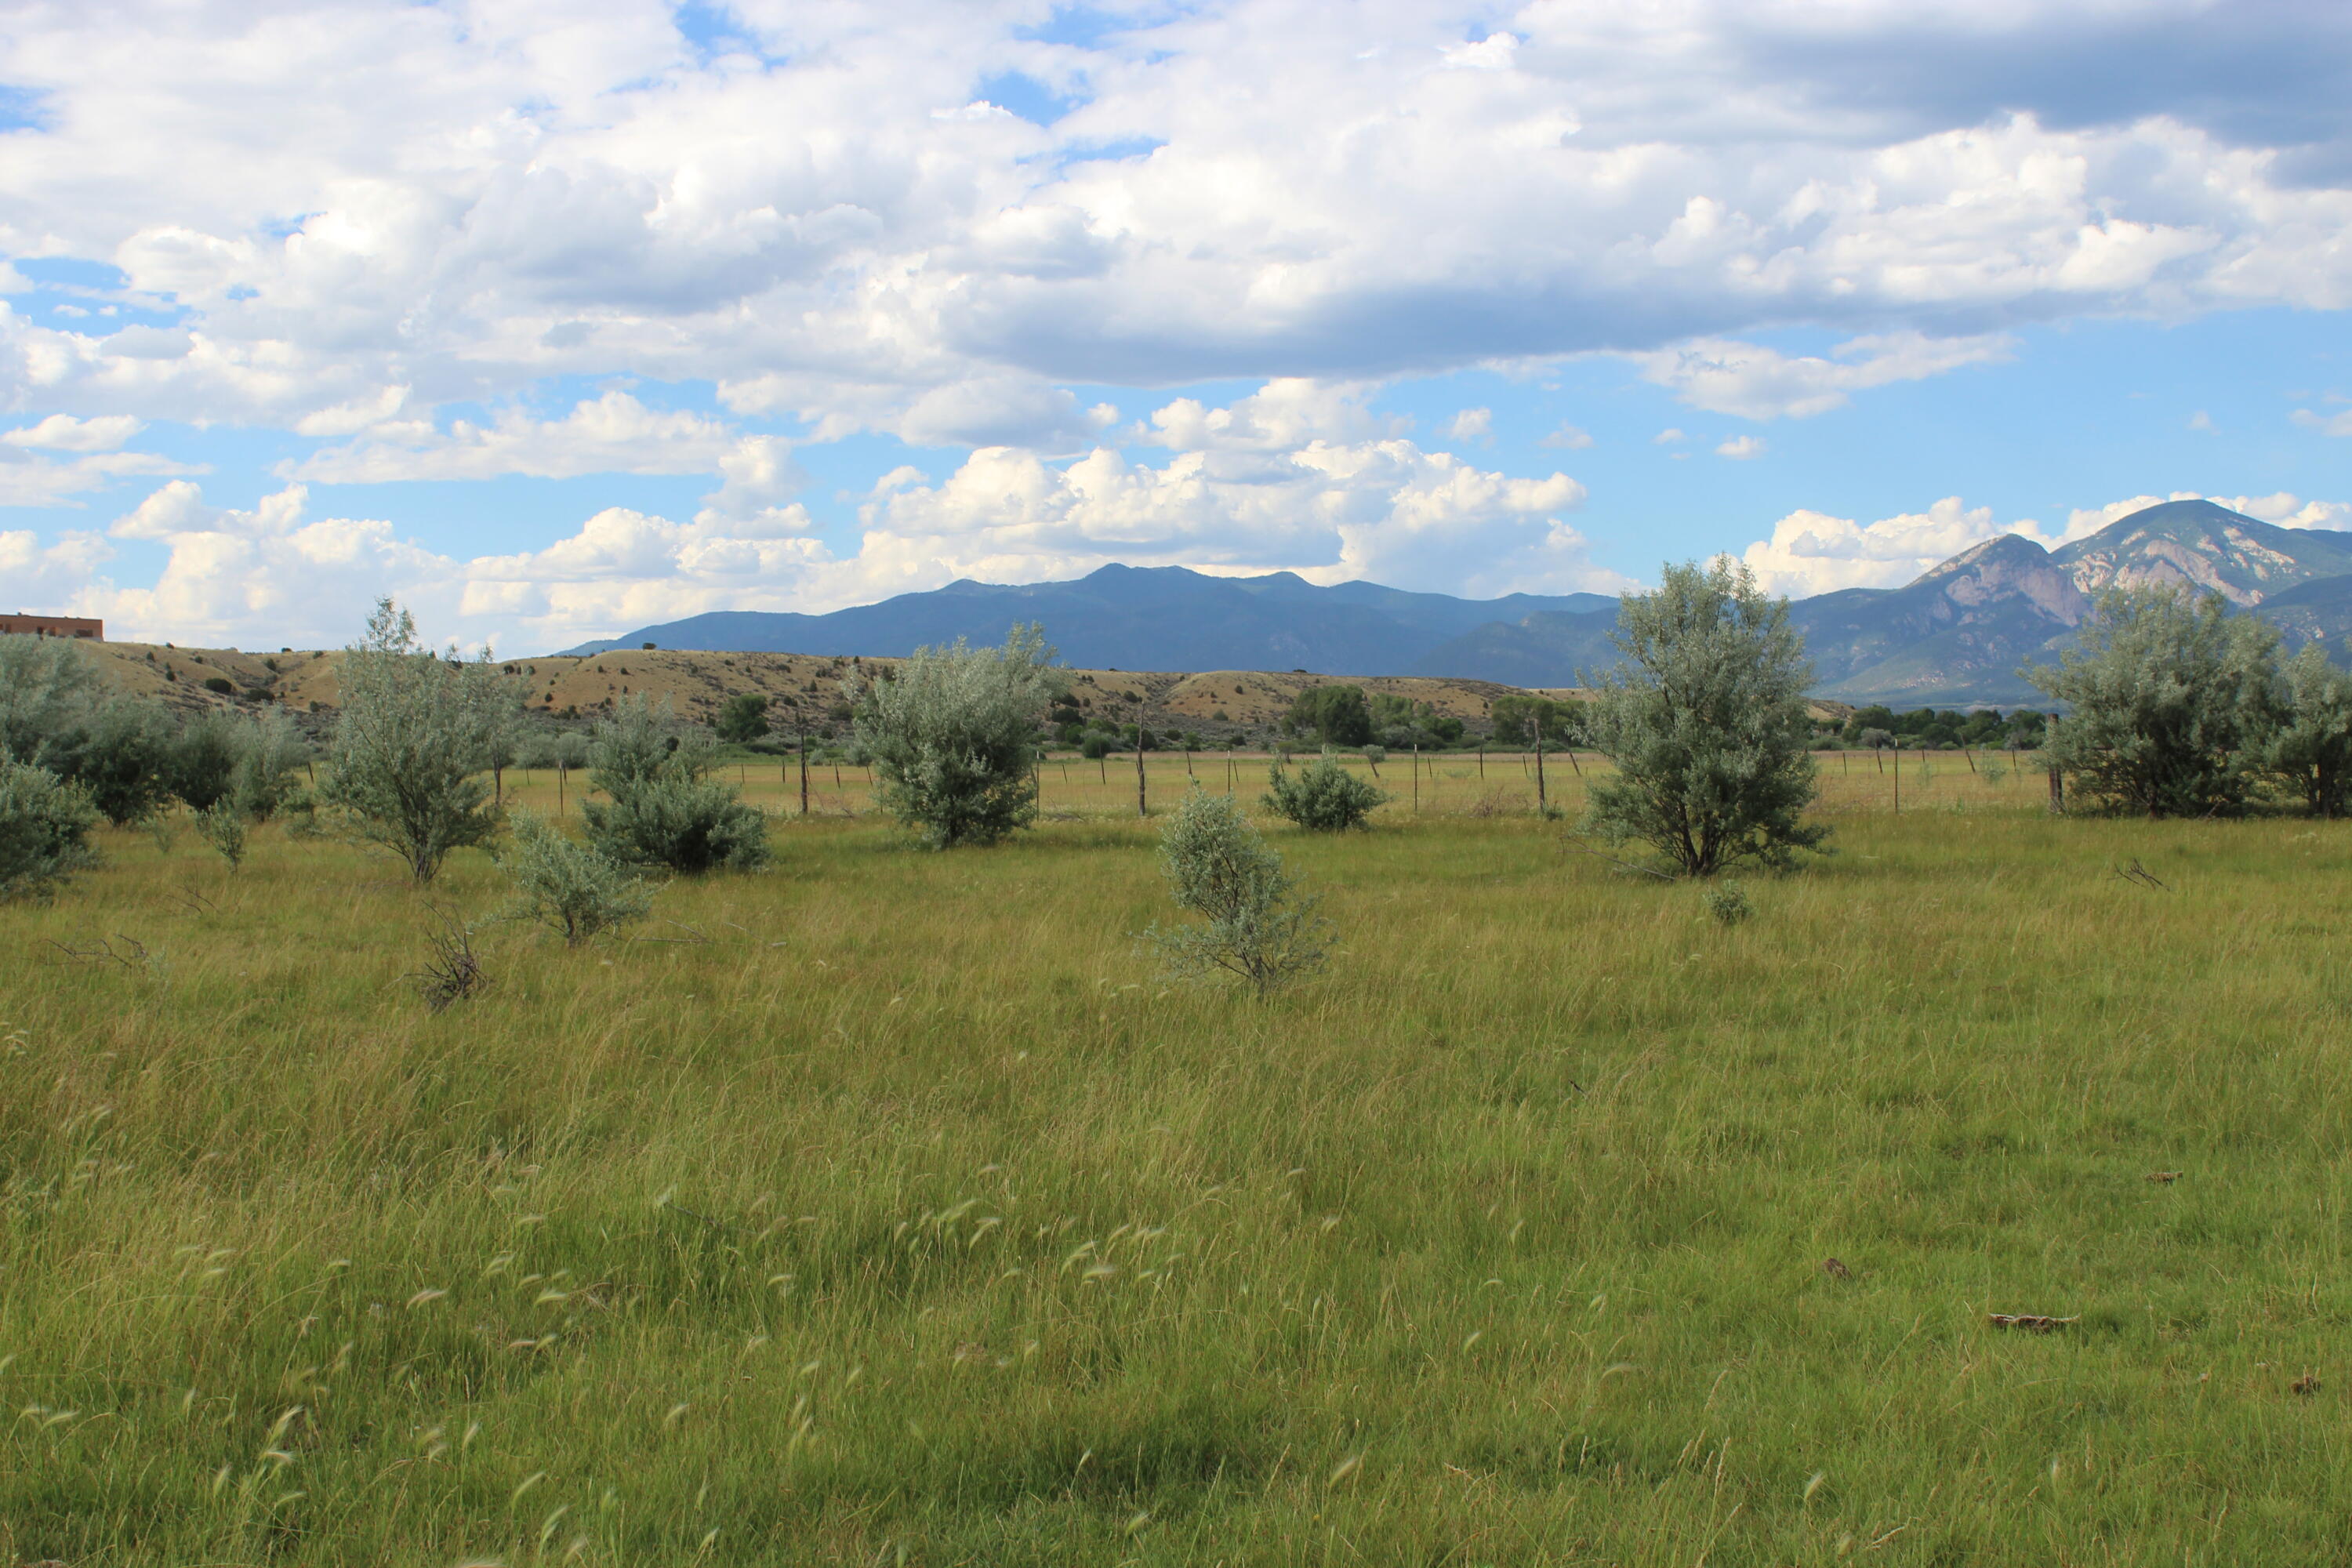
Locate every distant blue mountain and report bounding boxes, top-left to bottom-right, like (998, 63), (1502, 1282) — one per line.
(560, 501), (2352, 704)
(561, 564), (1616, 675)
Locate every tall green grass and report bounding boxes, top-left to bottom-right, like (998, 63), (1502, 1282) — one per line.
(3, 768), (2347, 1563)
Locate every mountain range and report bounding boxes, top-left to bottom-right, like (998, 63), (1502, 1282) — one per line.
(563, 499), (2352, 706)
(565, 568), (1617, 681)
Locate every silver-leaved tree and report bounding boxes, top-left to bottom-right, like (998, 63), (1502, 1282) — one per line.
(321, 597), (521, 881)
(1579, 557), (1829, 877)
(853, 622), (1060, 848)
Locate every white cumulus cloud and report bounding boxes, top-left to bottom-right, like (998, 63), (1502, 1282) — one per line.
(857, 423), (1609, 601)
(4, 414), (146, 452)
(1444, 407), (1493, 442)
(77, 479), (833, 650)
(1639, 334), (2016, 422)
(292, 392), (756, 485)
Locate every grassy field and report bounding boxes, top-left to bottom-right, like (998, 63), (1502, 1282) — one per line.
(5, 754), (2349, 1564)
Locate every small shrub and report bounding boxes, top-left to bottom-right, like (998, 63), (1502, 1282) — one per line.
(195, 800), (248, 872)
(143, 808), (181, 856)
(1465, 787), (1522, 818)
(1263, 753), (1388, 831)
(1980, 760), (2008, 786)
(716, 692), (771, 744)
(0, 759), (100, 902)
(1145, 787), (1331, 995)
(167, 713), (245, 812)
(581, 696), (770, 873)
(1700, 880), (1753, 927)
(586, 774), (770, 873)
(281, 790), (327, 840)
(499, 811), (654, 945)
(231, 707), (307, 821)
(202, 676), (234, 695)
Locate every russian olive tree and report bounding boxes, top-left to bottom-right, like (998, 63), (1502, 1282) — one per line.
(2267, 642), (2352, 818)
(500, 810), (655, 944)
(853, 623), (1060, 848)
(2026, 586), (2279, 818)
(1579, 557), (1828, 877)
(320, 598), (519, 881)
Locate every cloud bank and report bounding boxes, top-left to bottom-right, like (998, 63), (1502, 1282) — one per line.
(34, 381), (1609, 648)
(2, 0), (2349, 441)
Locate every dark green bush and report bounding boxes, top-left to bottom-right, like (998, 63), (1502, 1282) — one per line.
(1262, 753), (1388, 831)
(0, 759), (100, 902)
(582, 696), (771, 873)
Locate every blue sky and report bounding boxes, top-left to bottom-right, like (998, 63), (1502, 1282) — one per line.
(5, 1), (2352, 652)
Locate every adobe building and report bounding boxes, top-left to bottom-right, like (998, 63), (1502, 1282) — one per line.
(0, 613), (103, 641)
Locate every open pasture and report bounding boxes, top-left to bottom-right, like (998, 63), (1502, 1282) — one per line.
(4, 762), (2349, 1565)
